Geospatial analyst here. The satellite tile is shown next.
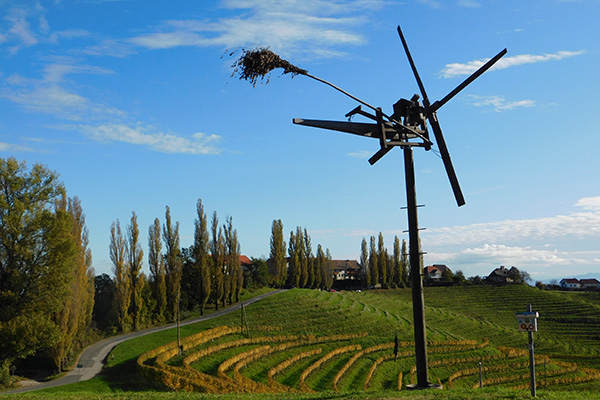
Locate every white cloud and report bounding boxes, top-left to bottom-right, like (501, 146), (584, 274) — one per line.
(125, 0), (375, 57)
(440, 50), (586, 78)
(78, 124), (222, 155)
(467, 95), (535, 111)
(347, 150), (372, 159)
(575, 196), (600, 211)
(0, 142), (34, 152)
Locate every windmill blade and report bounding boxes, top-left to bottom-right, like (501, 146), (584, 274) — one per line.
(431, 48), (507, 112)
(428, 113), (465, 207)
(397, 25), (430, 104)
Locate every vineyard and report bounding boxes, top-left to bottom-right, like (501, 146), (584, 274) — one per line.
(127, 286), (600, 394)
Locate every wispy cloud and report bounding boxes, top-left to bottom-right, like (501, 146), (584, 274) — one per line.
(466, 95), (535, 111)
(0, 142), (34, 152)
(1, 3), (91, 54)
(347, 150), (372, 159)
(77, 124), (222, 155)
(440, 50), (586, 78)
(2, 59), (223, 154)
(123, 0), (378, 57)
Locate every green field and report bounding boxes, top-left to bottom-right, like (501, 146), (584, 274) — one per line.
(4, 285), (600, 399)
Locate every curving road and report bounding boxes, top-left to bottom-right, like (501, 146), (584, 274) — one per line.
(5, 290), (284, 394)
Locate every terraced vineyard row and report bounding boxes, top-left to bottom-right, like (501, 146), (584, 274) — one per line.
(136, 323), (599, 393)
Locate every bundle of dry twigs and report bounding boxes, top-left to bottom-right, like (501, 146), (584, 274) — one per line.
(231, 47), (307, 86)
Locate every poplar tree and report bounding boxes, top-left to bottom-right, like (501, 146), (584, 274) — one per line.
(0, 158), (74, 367)
(110, 219), (130, 332)
(393, 236), (403, 286)
(269, 219), (286, 288)
(377, 233), (387, 286)
(223, 216), (242, 304)
(369, 236), (378, 286)
(315, 244), (325, 289)
(49, 197), (95, 370)
(127, 212), (144, 330)
(303, 228), (314, 288)
(296, 227), (308, 288)
(401, 239), (409, 287)
(210, 211), (225, 310)
(163, 206), (182, 321)
(287, 230), (300, 287)
(148, 218), (166, 322)
(360, 238), (370, 287)
(193, 199), (211, 315)
(323, 249), (334, 290)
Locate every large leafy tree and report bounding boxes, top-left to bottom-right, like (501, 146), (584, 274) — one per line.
(0, 158), (75, 365)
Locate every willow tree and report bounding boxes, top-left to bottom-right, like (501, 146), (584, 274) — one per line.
(163, 206), (182, 321)
(269, 219), (286, 288)
(192, 199), (211, 315)
(127, 212), (144, 330)
(0, 158), (75, 372)
(110, 219), (130, 332)
(148, 218), (166, 322)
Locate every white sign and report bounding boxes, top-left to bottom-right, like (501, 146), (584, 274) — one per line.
(515, 312), (539, 332)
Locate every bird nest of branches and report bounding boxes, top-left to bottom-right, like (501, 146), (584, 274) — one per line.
(230, 47), (307, 86)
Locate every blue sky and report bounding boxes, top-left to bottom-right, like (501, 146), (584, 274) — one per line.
(1, 0), (599, 282)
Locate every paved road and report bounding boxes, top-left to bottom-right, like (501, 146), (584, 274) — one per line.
(5, 290), (284, 394)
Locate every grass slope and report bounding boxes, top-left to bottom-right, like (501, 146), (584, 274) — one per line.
(6, 285), (600, 399)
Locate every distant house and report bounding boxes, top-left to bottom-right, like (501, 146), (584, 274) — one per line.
(487, 266), (513, 284)
(424, 265), (450, 281)
(332, 260), (361, 281)
(240, 255), (253, 268)
(560, 278), (581, 289)
(559, 278), (600, 290)
(579, 278), (600, 290)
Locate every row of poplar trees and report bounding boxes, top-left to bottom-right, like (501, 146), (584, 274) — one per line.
(360, 233), (410, 288)
(0, 158), (95, 378)
(268, 220), (334, 290)
(108, 199), (243, 333)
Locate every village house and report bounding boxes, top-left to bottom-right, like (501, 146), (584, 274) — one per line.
(486, 266), (513, 284)
(560, 278), (600, 290)
(332, 260), (362, 281)
(424, 264), (451, 281)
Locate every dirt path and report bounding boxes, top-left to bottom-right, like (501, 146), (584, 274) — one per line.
(4, 290), (284, 394)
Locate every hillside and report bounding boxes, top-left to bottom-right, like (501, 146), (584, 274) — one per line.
(22, 285), (600, 399)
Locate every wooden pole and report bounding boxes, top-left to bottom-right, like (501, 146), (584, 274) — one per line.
(404, 147), (430, 388)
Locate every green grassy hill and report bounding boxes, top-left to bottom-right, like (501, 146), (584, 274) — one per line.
(15, 285), (600, 399)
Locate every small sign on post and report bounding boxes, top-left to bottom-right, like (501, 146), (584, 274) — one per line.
(516, 305), (539, 397)
(515, 311), (539, 332)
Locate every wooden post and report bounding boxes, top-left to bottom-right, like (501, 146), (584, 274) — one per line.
(404, 147), (431, 389)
